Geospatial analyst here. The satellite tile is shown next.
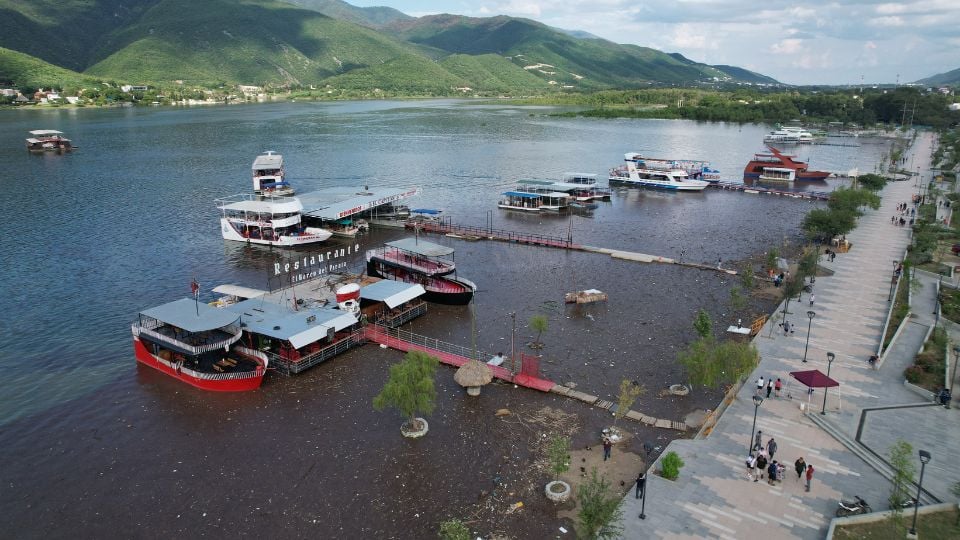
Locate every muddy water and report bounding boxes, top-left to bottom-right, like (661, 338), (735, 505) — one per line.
(0, 101), (888, 538)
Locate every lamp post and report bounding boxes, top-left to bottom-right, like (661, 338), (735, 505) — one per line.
(802, 310), (816, 363)
(950, 345), (959, 410)
(909, 450), (931, 536)
(748, 394), (763, 453)
(509, 312), (517, 375)
(821, 352), (835, 415)
(638, 472), (647, 520)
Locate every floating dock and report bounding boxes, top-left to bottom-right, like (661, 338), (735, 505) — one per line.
(297, 186), (420, 220)
(708, 181), (830, 200)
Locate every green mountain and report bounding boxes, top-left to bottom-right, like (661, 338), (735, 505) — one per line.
(710, 65), (779, 85)
(916, 67), (960, 86)
(0, 46), (98, 89)
(385, 14), (772, 88)
(283, 0), (411, 27)
(0, 0), (778, 94)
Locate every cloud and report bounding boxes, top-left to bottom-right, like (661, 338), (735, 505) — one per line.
(770, 39), (803, 55)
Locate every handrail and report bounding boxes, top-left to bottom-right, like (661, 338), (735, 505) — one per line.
(131, 322), (243, 355)
(148, 350), (264, 381)
(371, 325), (487, 361)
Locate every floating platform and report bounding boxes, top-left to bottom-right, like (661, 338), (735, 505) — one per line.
(297, 186), (420, 221)
(564, 289), (608, 304)
(708, 181), (830, 200)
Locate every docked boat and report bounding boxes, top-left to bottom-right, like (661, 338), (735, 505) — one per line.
(324, 218), (368, 238)
(619, 155), (719, 182)
(252, 151), (294, 196)
(131, 298), (269, 391)
(743, 146), (831, 182)
(499, 188), (572, 212)
(26, 130), (73, 152)
(609, 154), (709, 191)
(366, 238), (476, 305)
(216, 193), (333, 246)
(553, 173), (612, 201)
(763, 126), (817, 144)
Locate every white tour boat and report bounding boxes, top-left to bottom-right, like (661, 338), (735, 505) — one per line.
(608, 154), (709, 191)
(252, 151), (294, 196)
(216, 193), (332, 246)
(498, 188), (572, 212)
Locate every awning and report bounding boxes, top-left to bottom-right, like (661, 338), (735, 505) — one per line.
(790, 370), (839, 388)
(503, 191), (540, 199)
(410, 209), (442, 215)
(385, 238), (455, 257)
(360, 280), (426, 308)
(212, 284), (267, 300)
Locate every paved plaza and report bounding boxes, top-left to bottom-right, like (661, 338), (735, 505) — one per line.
(618, 132), (960, 539)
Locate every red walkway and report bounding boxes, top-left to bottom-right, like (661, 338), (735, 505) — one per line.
(363, 326), (555, 392)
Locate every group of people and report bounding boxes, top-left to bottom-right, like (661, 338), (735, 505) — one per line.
(755, 376), (783, 398)
(892, 201), (916, 227)
(746, 433), (816, 492)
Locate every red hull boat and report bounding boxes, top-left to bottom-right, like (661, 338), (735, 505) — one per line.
(744, 146), (830, 182)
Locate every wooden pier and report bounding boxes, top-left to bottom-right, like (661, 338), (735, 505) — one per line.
(708, 181), (831, 200)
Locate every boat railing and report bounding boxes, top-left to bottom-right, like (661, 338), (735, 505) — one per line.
(409, 220), (574, 248)
(147, 348), (265, 380)
(266, 329), (366, 375)
(371, 301), (428, 328)
(132, 321), (244, 355)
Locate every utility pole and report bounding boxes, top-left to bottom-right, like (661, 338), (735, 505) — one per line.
(510, 311), (517, 375)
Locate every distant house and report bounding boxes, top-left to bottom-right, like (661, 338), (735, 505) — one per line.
(948, 103), (960, 111)
(121, 85), (149, 93)
(238, 85), (263, 95)
(65, 96), (79, 104)
(0, 88), (17, 97)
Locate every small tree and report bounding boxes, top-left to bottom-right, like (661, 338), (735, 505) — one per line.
(678, 338), (759, 390)
(438, 519), (470, 540)
(693, 309), (712, 339)
(614, 379), (645, 427)
(740, 263), (755, 289)
(576, 468), (624, 540)
(660, 451), (685, 480)
(888, 439), (916, 522)
(798, 249), (818, 282)
(729, 286), (748, 312)
(765, 247), (780, 274)
(547, 435), (571, 481)
(781, 277), (803, 323)
(529, 314), (548, 349)
(373, 350), (439, 433)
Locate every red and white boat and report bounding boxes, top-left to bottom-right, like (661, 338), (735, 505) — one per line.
(132, 298), (269, 391)
(216, 193), (333, 246)
(366, 238), (475, 305)
(743, 146), (831, 182)
(26, 130), (73, 152)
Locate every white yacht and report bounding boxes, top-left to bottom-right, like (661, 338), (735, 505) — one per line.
(608, 154), (709, 191)
(252, 151), (294, 196)
(215, 194), (332, 246)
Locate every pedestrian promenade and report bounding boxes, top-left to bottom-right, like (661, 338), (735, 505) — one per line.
(618, 132), (960, 539)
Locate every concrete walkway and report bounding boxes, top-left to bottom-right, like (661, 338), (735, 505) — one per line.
(618, 132), (960, 539)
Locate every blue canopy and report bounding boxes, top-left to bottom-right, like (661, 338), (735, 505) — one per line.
(262, 181), (290, 188)
(411, 208), (442, 215)
(502, 191), (540, 199)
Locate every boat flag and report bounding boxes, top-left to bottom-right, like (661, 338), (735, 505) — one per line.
(191, 278), (200, 315)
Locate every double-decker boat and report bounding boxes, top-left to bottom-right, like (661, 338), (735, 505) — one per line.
(743, 146), (831, 182)
(763, 126), (818, 144)
(131, 298), (269, 391)
(26, 130), (73, 152)
(609, 153), (709, 191)
(366, 238), (475, 305)
(252, 151), (294, 196)
(216, 193), (333, 246)
(619, 154), (719, 182)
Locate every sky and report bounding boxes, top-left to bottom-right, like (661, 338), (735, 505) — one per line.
(351, 0), (960, 85)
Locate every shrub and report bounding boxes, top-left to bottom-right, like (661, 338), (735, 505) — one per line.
(439, 519), (470, 540)
(661, 451), (685, 480)
(904, 366), (923, 383)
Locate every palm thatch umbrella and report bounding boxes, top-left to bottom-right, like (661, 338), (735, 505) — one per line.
(454, 360), (493, 396)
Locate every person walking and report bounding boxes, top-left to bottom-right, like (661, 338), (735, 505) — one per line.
(755, 451), (768, 482)
(809, 293), (815, 306)
(766, 378), (774, 398)
(805, 464), (815, 492)
(756, 376), (765, 395)
(774, 378), (783, 398)
(767, 460), (778, 485)
(602, 437), (612, 461)
(635, 472), (645, 499)
(767, 438), (778, 460)
(754, 430), (763, 452)
(746, 453), (757, 481)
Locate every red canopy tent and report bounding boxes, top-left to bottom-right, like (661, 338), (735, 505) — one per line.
(790, 369), (841, 411)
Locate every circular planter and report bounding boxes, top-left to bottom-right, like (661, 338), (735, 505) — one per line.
(466, 386), (482, 396)
(401, 418), (429, 438)
(545, 480), (571, 502)
(669, 384), (690, 396)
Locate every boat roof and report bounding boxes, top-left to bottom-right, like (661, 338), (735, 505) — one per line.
(359, 280), (426, 309)
(518, 179), (555, 186)
(297, 186), (420, 220)
(503, 191), (541, 199)
(215, 194), (303, 213)
(385, 238), (455, 257)
(563, 172), (597, 178)
(140, 298), (241, 332)
(252, 152), (283, 170)
(410, 208), (442, 215)
(29, 130), (64, 136)
(212, 284), (267, 299)
(224, 299), (358, 349)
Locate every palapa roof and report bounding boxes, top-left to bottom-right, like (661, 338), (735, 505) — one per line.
(454, 359), (493, 387)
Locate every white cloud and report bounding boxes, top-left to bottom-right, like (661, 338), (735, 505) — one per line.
(770, 39), (803, 55)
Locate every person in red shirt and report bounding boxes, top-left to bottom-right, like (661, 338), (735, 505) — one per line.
(805, 464), (815, 492)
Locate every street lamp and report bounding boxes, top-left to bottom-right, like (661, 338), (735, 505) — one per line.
(821, 352), (835, 415)
(889, 260), (899, 302)
(909, 450), (931, 536)
(802, 310), (816, 363)
(638, 472), (647, 520)
(950, 345), (959, 410)
(748, 394), (763, 453)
